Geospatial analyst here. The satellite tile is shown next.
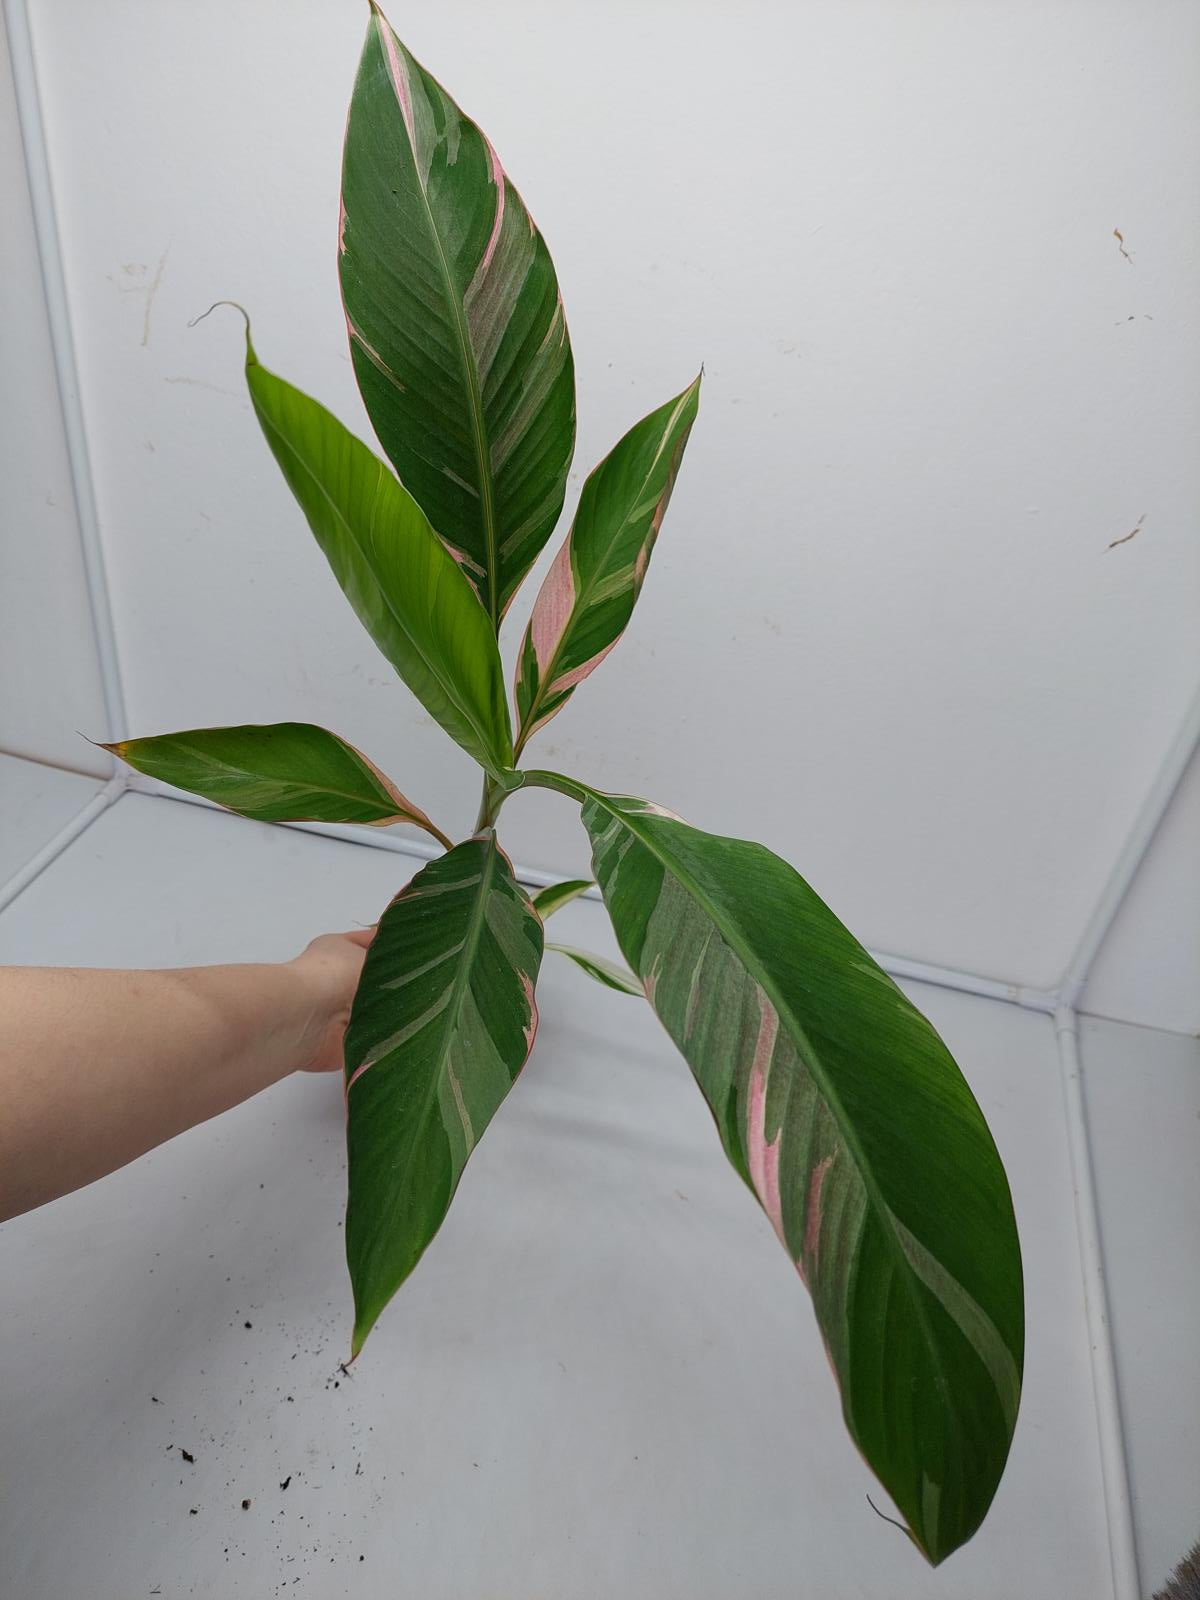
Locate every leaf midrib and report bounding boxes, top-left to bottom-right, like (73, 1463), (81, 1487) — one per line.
(349, 844), (497, 1170)
(404, 838), (499, 1170)
(373, 17), (500, 627)
(158, 739), (404, 818)
(349, 840), (503, 1346)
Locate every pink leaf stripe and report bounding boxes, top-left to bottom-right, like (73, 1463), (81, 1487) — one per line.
(802, 1156), (834, 1282)
(529, 540), (576, 677)
(579, 787), (1023, 1564)
(515, 375), (700, 752)
(747, 998), (786, 1247)
(343, 835), (543, 1355)
(376, 13), (416, 144)
(340, 8), (575, 623)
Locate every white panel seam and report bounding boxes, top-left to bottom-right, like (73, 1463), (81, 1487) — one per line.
(1055, 1007), (1140, 1600)
(1050, 684), (1200, 1599)
(4, 0), (128, 756)
(1060, 682), (1200, 1012)
(0, 773), (128, 915)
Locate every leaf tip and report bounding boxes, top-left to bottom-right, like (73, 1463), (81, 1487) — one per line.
(188, 299), (255, 363)
(349, 1313), (374, 1362)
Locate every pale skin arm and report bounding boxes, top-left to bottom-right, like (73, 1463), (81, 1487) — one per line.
(0, 930), (373, 1224)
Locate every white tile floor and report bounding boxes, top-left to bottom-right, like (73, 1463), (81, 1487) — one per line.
(0, 762), (1189, 1598)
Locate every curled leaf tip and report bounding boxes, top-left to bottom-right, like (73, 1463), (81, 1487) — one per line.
(188, 299), (255, 359)
(866, 1494), (913, 1540)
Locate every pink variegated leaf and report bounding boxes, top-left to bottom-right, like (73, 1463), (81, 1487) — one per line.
(514, 375), (700, 754)
(340, 6), (575, 627)
(344, 835), (543, 1355)
(526, 772), (1024, 1566)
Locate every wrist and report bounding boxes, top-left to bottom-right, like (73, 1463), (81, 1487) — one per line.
(285, 936), (365, 1074)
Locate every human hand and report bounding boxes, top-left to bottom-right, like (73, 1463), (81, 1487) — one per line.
(288, 928), (376, 1073)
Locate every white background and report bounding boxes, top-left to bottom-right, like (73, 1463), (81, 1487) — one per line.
(2, 2), (1199, 1595)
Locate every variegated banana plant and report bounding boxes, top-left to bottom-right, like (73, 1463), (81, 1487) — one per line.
(104, 4), (1023, 1566)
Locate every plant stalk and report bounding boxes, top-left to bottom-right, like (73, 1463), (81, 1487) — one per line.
(521, 769), (588, 804)
(474, 775), (497, 832)
(474, 768), (526, 832)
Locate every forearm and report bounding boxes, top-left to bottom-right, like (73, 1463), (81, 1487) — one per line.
(0, 961), (324, 1222)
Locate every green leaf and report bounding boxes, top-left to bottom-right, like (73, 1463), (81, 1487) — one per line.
(514, 376), (700, 753)
(241, 326), (513, 777)
(344, 834), (543, 1355)
(340, 6), (576, 626)
(530, 879), (593, 918)
(552, 778), (1022, 1565)
(546, 942), (642, 996)
(102, 722), (450, 844)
